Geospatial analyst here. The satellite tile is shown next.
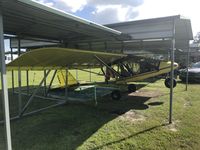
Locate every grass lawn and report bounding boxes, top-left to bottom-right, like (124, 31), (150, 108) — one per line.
(0, 71), (200, 150)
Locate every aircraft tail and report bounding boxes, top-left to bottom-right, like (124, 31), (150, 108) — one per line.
(57, 70), (78, 88)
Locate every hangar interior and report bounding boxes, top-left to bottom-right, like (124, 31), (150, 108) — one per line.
(0, 0), (193, 149)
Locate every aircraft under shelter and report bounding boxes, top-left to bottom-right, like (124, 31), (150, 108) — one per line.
(0, 0), (193, 149)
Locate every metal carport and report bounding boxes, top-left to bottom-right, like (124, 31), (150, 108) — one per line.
(0, 0), (193, 149)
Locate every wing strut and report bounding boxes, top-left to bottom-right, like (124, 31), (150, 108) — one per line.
(94, 55), (121, 77)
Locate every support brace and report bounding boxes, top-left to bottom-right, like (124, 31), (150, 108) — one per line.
(19, 70), (51, 117)
(46, 70), (57, 96)
(94, 55), (121, 77)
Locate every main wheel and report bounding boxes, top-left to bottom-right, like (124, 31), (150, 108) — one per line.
(128, 84), (137, 93)
(164, 78), (177, 88)
(111, 90), (121, 100)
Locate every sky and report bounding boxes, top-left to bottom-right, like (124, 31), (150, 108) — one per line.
(34, 0), (200, 35)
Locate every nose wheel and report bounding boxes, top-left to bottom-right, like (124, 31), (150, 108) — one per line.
(164, 78), (177, 88)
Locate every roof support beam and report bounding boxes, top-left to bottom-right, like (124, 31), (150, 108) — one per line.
(0, 9), (12, 150)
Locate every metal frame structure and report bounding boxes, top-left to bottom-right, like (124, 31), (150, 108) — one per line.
(0, 68), (67, 123)
(169, 19), (176, 123)
(0, 9), (12, 150)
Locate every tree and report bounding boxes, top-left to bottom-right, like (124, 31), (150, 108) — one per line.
(193, 32), (200, 43)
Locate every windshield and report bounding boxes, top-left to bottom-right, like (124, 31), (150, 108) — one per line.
(192, 62), (200, 68)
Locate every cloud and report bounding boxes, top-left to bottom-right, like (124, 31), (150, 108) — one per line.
(91, 7), (119, 24)
(34, 0), (53, 7)
(87, 0), (143, 7)
(33, 0), (143, 24)
(55, 0), (87, 12)
(91, 5), (139, 24)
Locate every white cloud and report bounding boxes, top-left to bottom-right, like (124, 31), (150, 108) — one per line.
(93, 5), (138, 23)
(135, 0), (200, 34)
(33, 0), (143, 24)
(33, 0), (54, 7)
(91, 7), (119, 24)
(58, 0), (87, 12)
(33, 0), (200, 35)
(33, 0), (88, 12)
(87, 0), (143, 7)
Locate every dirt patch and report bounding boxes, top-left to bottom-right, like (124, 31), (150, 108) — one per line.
(184, 101), (192, 107)
(129, 89), (163, 98)
(166, 120), (180, 132)
(118, 110), (145, 123)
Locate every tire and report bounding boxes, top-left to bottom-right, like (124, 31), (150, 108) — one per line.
(111, 90), (121, 100)
(128, 84), (137, 93)
(164, 78), (177, 88)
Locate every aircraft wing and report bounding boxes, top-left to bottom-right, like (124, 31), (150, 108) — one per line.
(7, 48), (127, 70)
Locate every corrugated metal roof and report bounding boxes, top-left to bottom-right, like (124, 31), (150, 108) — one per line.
(0, 0), (129, 42)
(106, 15), (193, 40)
(70, 15), (193, 53)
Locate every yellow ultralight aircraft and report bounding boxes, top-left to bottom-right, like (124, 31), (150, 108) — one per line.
(7, 47), (178, 100)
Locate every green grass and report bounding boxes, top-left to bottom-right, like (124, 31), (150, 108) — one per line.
(0, 71), (200, 150)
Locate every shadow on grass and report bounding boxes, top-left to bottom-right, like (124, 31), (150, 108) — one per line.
(147, 102), (164, 106)
(136, 77), (162, 89)
(0, 84), (155, 150)
(90, 123), (168, 150)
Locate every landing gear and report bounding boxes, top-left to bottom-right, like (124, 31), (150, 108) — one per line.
(164, 78), (177, 88)
(127, 84), (137, 93)
(111, 90), (121, 100)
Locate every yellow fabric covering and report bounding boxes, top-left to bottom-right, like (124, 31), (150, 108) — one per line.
(7, 47), (126, 70)
(57, 70), (78, 87)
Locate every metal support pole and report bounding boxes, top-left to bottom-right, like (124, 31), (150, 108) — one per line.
(10, 48), (14, 94)
(18, 38), (22, 116)
(0, 10), (12, 150)
(19, 70), (51, 116)
(186, 43), (190, 91)
(26, 70), (29, 94)
(65, 68), (68, 100)
(169, 19), (175, 124)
